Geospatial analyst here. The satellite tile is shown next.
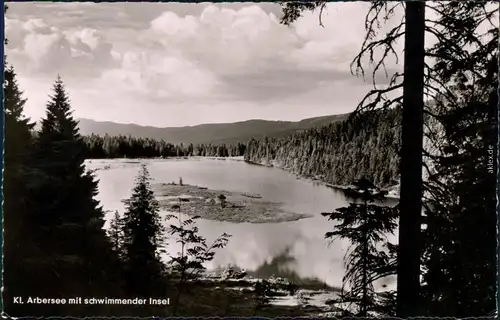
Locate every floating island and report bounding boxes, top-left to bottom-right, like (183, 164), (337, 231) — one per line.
(149, 183), (312, 224)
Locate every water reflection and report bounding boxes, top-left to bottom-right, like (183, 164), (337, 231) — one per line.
(87, 158), (398, 289)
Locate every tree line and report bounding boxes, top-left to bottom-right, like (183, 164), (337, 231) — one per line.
(82, 134), (247, 158)
(245, 108), (401, 188)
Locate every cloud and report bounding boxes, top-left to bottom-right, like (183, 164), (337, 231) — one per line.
(133, 4), (380, 104)
(220, 67), (357, 103)
(100, 53), (220, 101)
(144, 5), (301, 73)
(5, 2), (402, 126)
(6, 15), (119, 77)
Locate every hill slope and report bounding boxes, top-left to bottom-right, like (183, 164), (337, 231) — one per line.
(77, 113), (350, 145)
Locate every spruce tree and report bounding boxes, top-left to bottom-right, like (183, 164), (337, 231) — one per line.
(421, 51), (498, 318)
(321, 178), (398, 316)
(2, 63), (38, 314)
(29, 76), (122, 310)
(420, 3), (498, 316)
(279, 2), (497, 316)
(422, 83), (497, 317)
(3, 63), (34, 224)
(108, 210), (124, 255)
(280, 4), (425, 313)
(121, 164), (166, 296)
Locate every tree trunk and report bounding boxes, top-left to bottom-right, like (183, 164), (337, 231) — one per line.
(396, 2), (425, 317)
(362, 201), (368, 316)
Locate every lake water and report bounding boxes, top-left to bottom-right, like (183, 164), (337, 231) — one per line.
(85, 158), (398, 290)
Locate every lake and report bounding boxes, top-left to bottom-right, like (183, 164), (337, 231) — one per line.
(85, 157), (398, 291)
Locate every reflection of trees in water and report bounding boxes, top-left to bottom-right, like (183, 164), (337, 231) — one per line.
(249, 247), (340, 292)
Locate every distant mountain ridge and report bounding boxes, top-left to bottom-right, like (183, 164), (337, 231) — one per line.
(76, 113), (351, 145)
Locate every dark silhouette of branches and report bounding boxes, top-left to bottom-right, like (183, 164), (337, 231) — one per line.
(279, 1), (496, 124)
(279, 1), (497, 316)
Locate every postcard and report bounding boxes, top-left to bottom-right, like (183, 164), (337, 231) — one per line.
(2, 1), (498, 317)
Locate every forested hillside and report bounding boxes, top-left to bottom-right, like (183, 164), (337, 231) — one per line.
(245, 108), (402, 188)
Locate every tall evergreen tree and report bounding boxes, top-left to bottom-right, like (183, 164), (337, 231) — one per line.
(395, 5), (425, 314)
(419, 2), (498, 316)
(121, 164), (166, 296)
(422, 84), (497, 316)
(28, 76), (122, 313)
(108, 210), (124, 256)
(421, 6), (498, 314)
(279, 2), (496, 315)
(3, 63), (34, 213)
(2, 63), (38, 314)
(280, 3), (425, 314)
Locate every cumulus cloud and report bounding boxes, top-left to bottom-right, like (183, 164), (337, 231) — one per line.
(5, 2), (400, 126)
(5, 15), (118, 77)
(144, 5), (301, 74)
(100, 53), (219, 100)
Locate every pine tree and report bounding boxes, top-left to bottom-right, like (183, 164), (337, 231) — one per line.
(3, 63), (34, 219)
(28, 76), (122, 312)
(321, 178), (398, 317)
(421, 37), (498, 318)
(281, 4), (425, 313)
(108, 210), (124, 255)
(422, 81), (497, 316)
(2, 63), (38, 314)
(121, 164), (166, 296)
(419, 3), (498, 316)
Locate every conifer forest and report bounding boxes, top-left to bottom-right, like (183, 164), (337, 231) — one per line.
(2, 1), (498, 318)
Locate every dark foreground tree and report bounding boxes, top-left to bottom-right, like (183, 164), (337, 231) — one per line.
(121, 164), (167, 296)
(422, 78), (497, 317)
(322, 178), (398, 316)
(28, 76), (123, 315)
(280, 2), (496, 315)
(421, 3), (498, 314)
(2, 63), (38, 315)
(280, 3), (425, 314)
(394, 3), (425, 315)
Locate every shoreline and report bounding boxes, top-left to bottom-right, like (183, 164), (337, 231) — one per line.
(87, 156), (400, 200)
(243, 159), (401, 200)
(86, 156), (245, 162)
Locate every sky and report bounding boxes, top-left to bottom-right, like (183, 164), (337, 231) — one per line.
(5, 2), (407, 127)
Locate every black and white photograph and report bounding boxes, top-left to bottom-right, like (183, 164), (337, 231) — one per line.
(2, 1), (498, 317)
